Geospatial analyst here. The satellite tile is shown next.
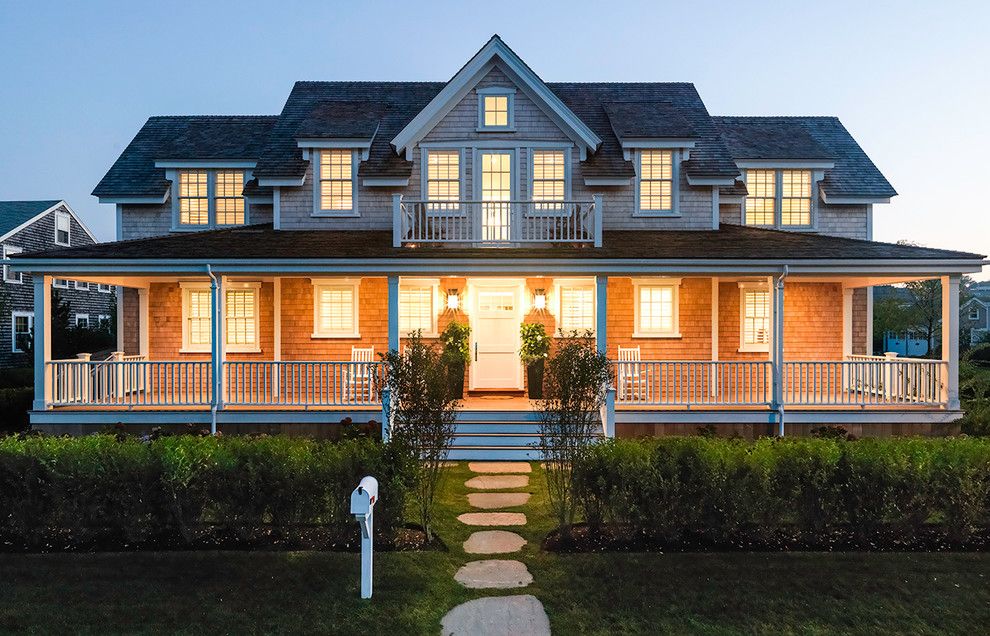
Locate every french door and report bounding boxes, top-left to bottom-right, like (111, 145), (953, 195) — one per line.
(478, 151), (513, 242)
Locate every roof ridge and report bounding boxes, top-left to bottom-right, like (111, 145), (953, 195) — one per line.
(146, 114), (279, 120)
(713, 115), (841, 120)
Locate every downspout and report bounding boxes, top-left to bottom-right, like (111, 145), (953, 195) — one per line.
(773, 265), (789, 436)
(207, 264), (219, 436)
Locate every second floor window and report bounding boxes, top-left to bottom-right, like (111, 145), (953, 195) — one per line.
(638, 150), (674, 214)
(318, 150), (355, 214)
(745, 169), (813, 227)
(215, 171), (246, 225)
(54, 211), (71, 245)
(426, 150), (460, 211)
(179, 170), (210, 225)
(176, 169), (246, 228)
(532, 150), (566, 211)
(2, 245), (23, 283)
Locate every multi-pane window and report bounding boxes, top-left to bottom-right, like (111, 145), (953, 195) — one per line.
(745, 169), (813, 227)
(532, 150), (566, 211)
(215, 171), (246, 225)
(740, 284), (771, 351)
(75, 281), (89, 291)
(75, 314), (90, 329)
(744, 169), (776, 226)
(319, 150), (354, 212)
(638, 150), (673, 212)
(426, 151), (460, 211)
(314, 284), (358, 337)
(12, 312), (33, 353)
(54, 211), (71, 245)
(184, 288), (213, 351)
(53, 279), (70, 289)
(559, 286), (594, 332)
(482, 95), (509, 128)
(2, 245), (23, 283)
(637, 285), (676, 335)
(399, 285), (435, 335)
(178, 170), (210, 226)
(225, 288), (258, 349)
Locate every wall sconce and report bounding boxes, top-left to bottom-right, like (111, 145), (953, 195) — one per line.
(446, 289), (460, 311)
(533, 288), (547, 311)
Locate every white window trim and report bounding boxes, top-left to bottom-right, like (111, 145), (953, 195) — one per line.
(222, 282), (262, 353)
(312, 150), (360, 218)
(420, 148), (465, 216)
(311, 278), (361, 339)
(98, 284), (113, 293)
(2, 245), (23, 284)
(476, 87), (516, 132)
(54, 210), (71, 246)
(633, 149), (680, 217)
(74, 280), (89, 291)
(75, 313), (90, 328)
(742, 169), (818, 230)
(551, 277), (596, 335)
(11, 311), (33, 353)
(169, 169), (252, 231)
(180, 282), (213, 353)
(53, 278), (70, 289)
(738, 282), (771, 352)
(632, 277), (682, 338)
(97, 314), (111, 329)
(399, 278), (440, 338)
(527, 148), (571, 217)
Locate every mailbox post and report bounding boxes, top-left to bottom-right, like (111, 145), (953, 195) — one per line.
(350, 476), (379, 599)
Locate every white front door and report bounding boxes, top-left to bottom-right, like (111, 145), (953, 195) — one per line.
(470, 283), (523, 389)
(479, 151), (513, 242)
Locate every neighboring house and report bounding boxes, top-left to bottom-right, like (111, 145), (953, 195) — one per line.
(0, 200), (115, 368)
(10, 36), (986, 457)
(962, 297), (989, 345)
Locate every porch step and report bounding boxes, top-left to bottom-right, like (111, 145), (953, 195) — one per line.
(449, 420), (602, 461)
(449, 447), (542, 461)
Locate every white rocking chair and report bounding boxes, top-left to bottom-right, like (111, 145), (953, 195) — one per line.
(345, 346), (375, 402)
(617, 346), (645, 401)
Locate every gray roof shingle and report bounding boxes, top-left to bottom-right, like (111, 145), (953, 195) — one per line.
(0, 200), (61, 236)
(602, 101), (697, 140)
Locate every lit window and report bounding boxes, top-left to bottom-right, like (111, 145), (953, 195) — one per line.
(2, 245), (23, 283)
(313, 282), (358, 337)
(225, 287), (259, 349)
(178, 170), (210, 226)
(319, 150), (354, 213)
(399, 285), (436, 335)
(12, 312), (33, 353)
(637, 285), (676, 335)
(740, 284), (771, 351)
(559, 286), (594, 332)
(744, 170), (776, 226)
(638, 150), (673, 212)
(532, 150), (566, 211)
(54, 211), (71, 245)
(183, 287), (213, 352)
(781, 170), (812, 226)
(215, 171), (246, 225)
(482, 95), (509, 128)
(75, 314), (90, 329)
(426, 151), (460, 211)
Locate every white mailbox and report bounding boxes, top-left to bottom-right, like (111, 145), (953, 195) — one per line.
(350, 475), (379, 599)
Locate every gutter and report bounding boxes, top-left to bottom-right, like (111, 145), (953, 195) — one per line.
(206, 264), (219, 436)
(774, 265), (789, 436)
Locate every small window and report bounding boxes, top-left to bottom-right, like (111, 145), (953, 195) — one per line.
(558, 285), (594, 332)
(54, 211), (71, 246)
(638, 150), (674, 213)
(74, 281), (89, 291)
(483, 96), (509, 127)
(215, 170), (246, 225)
(739, 283), (771, 351)
(178, 170), (210, 226)
(313, 282), (359, 337)
(531, 150), (566, 212)
(98, 284), (113, 293)
(182, 287), (213, 352)
(224, 286), (259, 351)
(75, 314), (90, 329)
(971, 309), (982, 321)
(744, 169), (776, 226)
(318, 150), (355, 213)
(2, 245), (23, 283)
(399, 284), (437, 336)
(426, 150), (460, 212)
(98, 314), (111, 330)
(636, 284), (677, 336)
(11, 311), (33, 353)
(53, 279), (70, 289)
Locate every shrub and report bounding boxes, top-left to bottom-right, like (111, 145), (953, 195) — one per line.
(0, 387), (33, 434)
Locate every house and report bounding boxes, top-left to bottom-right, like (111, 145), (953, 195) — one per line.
(1, 200), (115, 369)
(962, 296), (989, 345)
(7, 36), (986, 458)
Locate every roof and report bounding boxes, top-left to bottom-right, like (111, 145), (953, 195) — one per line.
(295, 101), (387, 140)
(0, 200), (62, 237)
(92, 116), (278, 199)
(603, 101), (697, 140)
(17, 223), (983, 262)
(713, 116), (897, 199)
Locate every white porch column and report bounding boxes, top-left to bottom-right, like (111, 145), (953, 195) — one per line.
(387, 274), (400, 352)
(273, 277), (282, 397)
(392, 195), (403, 248)
(711, 277), (720, 396)
(115, 286), (125, 352)
(866, 286), (874, 355)
(595, 275), (608, 355)
(593, 193), (604, 248)
(137, 288), (150, 357)
(842, 286), (854, 360)
(33, 274), (52, 411)
(941, 275), (960, 409)
(210, 273), (226, 418)
(770, 274), (785, 435)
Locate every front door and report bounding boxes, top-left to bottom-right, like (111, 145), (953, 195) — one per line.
(470, 283), (523, 389)
(479, 151), (513, 242)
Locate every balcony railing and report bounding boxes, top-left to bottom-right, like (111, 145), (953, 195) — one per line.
(393, 196), (602, 247)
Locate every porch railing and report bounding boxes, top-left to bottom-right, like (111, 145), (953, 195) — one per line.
(783, 358), (945, 406)
(48, 358), (212, 407)
(223, 361), (384, 407)
(612, 361), (773, 406)
(394, 198), (601, 246)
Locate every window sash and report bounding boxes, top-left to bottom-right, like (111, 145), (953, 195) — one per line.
(12, 312), (33, 353)
(780, 170), (812, 226)
(53, 279), (70, 289)
(482, 95), (509, 127)
(638, 285), (675, 334)
(741, 288), (771, 347)
(399, 286), (435, 334)
(639, 150), (673, 212)
(315, 285), (356, 335)
(2, 245), (22, 283)
(54, 212), (70, 245)
(559, 286), (594, 331)
(224, 289), (258, 347)
(426, 151), (460, 211)
(744, 169), (776, 226)
(532, 150), (566, 211)
(319, 151), (354, 212)
(745, 169), (813, 227)
(179, 170), (210, 225)
(186, 289), (212, 348)
(215, 170), (246, 225)
(75, 314), (90, 328)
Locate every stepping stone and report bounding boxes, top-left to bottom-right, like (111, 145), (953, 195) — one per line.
(458, 512), (527, 527)
(465, 475), (529, 490)
(454, 559), (533, 589)
(464, 530), (527, 554)
(441, 594), (550, 636)
(467, 492), (531, 509)
(468, 461), (532, 474)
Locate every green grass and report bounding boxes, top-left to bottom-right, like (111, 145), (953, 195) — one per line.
(2, 462), (989, 634)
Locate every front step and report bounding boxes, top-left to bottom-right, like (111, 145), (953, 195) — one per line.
(448, 447), (542, 461)
(449, 419), (602, 461)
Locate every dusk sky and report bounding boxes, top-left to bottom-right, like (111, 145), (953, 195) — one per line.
(1, 1), (986, 278)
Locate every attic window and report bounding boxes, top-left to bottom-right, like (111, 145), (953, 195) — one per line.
(477, 88), (515, 131)
(54, 211), (71, 246)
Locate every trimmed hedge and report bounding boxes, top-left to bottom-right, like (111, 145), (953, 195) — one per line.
(0, 434), (414, 551)
(573, 437), (990, 549)
(0, 387), (32, 434)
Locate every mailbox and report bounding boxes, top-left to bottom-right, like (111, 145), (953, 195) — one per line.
(350, 475), (379, 599)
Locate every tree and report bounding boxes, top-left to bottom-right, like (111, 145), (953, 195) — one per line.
(904, 279), (942, 356)
(873, 295), (911, 352)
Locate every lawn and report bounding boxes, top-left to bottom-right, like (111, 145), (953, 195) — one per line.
(1, 462), (988, 634)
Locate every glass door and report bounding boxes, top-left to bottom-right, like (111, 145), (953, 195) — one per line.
(479, 151), (512, 241)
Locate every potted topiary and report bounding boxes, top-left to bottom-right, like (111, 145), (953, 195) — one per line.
(520, 322), (551, 399)
(439, 321), (471, 399)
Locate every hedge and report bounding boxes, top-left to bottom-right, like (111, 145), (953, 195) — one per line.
(573, 437), (990, 549)
(0, 434), (415, 551)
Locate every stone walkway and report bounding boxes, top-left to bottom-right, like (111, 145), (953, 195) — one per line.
(441, 462), (551, 636)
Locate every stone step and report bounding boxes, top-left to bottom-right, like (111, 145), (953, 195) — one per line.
(463, 530), (527, 555)
(453, 559), (533, 589)
(457, 512), (527, 527)
(441, 595), (550, 636)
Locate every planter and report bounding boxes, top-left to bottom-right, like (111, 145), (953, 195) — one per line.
(526, 360), (545, 399)
(448, 361), (466, 400)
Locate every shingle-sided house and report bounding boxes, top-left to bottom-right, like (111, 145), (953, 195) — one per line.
(9, 37), (986, 457)
(1, 200), (115, 368)
(962, 295), (989, 345)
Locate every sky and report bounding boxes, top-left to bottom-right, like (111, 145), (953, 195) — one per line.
(0, 1), (987, 279)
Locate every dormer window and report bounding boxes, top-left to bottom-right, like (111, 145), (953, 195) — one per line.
(175, 169), (247, 229)
(315, 150), (358, 216)
(744, 169), (813, 228)
(477, 88), (515, 131)
(635, 149), (678, 216)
